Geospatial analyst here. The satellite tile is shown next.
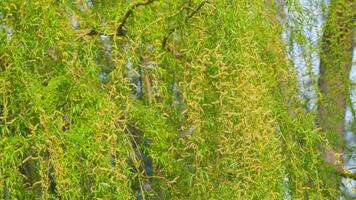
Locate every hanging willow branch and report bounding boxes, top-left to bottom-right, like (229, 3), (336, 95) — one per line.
(338, 168), (356, 179)
(161, 0), (209, 50)
(117, 0), (159, 36)
(87, 0), (158, 36)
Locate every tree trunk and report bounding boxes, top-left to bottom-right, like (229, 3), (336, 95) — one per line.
(318, 0), (355, 189)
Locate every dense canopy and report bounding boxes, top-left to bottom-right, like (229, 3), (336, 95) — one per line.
(0, 0), (354, 199)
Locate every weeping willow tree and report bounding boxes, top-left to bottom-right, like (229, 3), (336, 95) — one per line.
(0, 0), (353, 199)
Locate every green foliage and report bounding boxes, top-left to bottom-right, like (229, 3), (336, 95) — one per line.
(0, 0), (345, 199)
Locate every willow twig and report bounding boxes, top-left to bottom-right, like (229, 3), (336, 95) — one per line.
(161, 1), (209, 52)
(86, 0), (158, 37)
(117, 0), (159, 36)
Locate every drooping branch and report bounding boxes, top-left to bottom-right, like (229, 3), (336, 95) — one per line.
(185, 0), (208, 23)
(161, 0), (209, 50)
(122, 123), (156, 200)
(338, 168), (356, 179)
(87, 0), (158, 36)
(117, 0), (159, 36)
